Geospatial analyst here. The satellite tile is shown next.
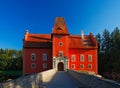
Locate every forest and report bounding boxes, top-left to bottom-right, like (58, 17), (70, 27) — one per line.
(96, 27), (120, 81)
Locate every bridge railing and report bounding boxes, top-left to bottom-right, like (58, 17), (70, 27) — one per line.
(0, 69), (57, 88)
(67, 69), (120, 88)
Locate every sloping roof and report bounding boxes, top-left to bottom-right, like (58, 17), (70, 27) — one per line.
(25, 34), (51, 42)
(52, 17), (69, 34)
(69, 35), (97, 49)
(24, 34), (52, 48)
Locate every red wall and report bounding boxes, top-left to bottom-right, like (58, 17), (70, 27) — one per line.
(23, 48), (52, 74)
(69, 48), (98, 74)
(52, 35), (69, 57)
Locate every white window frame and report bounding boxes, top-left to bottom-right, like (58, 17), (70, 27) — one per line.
(58, 51), (63, 57)
(71, 55), (75, 62)
(80, 54), (84, 62)
(80, 64), (84, 69)
(88, 55), (92, 62)
(43, 63), (47, 69)
(71, 64), (75, 69)
(31, 63), (36, 69)
(88, 64), (92, 69)
(43, 53), (47, 61)
(31, 53), (36, 61)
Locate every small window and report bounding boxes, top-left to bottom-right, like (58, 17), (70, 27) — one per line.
(31, 63), (36, 69)
(80, 64), (84, 69)
(58, 51), (63, 57)
(71, 55), (75, 62)
(43, 63), (47, 69)
(31, 53), (36, 61)
(59, 42), (63, 46)
(88, 55), (92, 62)
(71, 64), (75, 69)
(88, 64), (92, 69)
(43, 53), (47, 61)
(80, 55), (84, 62)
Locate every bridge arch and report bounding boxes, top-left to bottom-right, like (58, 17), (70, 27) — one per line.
(57, 62), (64, 71)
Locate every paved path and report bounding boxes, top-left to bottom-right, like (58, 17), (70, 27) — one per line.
(44, 71), (85, 88)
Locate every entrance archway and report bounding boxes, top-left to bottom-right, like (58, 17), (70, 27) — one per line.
(58, 62), (64, 71)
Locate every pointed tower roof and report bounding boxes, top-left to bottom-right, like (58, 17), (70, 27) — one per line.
(52, 17), (69, 35)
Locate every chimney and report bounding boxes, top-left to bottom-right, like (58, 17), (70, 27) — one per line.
(24, 29), (29, 40)
(81, 30), (84, 40)
(25, 29), (29, 35)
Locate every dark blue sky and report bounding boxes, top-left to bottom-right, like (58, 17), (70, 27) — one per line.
(0, 0), (120, 49)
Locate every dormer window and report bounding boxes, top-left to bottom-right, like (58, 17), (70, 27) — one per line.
(57, 27), (62, 30)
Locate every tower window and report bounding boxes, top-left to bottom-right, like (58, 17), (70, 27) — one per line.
(31, 53), (36, 61)
(43, 53), (47, 61)
(88, 55), (92, 62)
(31, 63), (36, 69)
(71, 55), (75, 62)
(58, 35), (62, 39)
(59, 42), (63, 46)
(80, 55), (84, 62)
(58, 51), (63, 57)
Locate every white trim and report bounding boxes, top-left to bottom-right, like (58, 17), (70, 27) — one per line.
(43, 63), (47, 69)
(88, 55), (92, 62)
(31, 53), (36, 61)
(88, 64), (92, 69)
(31, 63), (36, 69)
(80, 54), (84, 62)
(42, 53), (47, 61)
(58, 51), (63, 57)
(71, 55), (76, 62)
(71, 64), (75, 69)
(59, 42), (63, 46)
(80, 64), (84, 69)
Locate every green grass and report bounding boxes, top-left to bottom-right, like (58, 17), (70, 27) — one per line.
(0, 70), (22, 76)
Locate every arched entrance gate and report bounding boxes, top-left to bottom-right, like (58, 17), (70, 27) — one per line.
(53, 57), (69, 71)
(58, 62), (64, 71)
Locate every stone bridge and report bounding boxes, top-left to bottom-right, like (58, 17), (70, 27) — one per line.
(0, 69), (120, 88)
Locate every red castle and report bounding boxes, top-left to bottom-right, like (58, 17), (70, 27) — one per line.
(23, 17), (98, 75)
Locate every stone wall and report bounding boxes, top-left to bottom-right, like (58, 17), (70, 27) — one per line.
(67, 69), (120, 88)
(0, 69), (56, 88)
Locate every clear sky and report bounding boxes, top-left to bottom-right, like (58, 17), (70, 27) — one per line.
(0, 0), (120, 50)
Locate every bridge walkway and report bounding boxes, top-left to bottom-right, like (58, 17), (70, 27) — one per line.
(44, 71), (85, 88)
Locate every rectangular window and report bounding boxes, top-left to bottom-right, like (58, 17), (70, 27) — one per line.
(80, 55), (84, 62)
(43, 63), (47, 69)
(31, 53), (36, 61)
(31, 63), (36, 69)
(71, 55), (75, 62)
(88, 64), (92, 69)
(80, 64), (84, 69)
(58, 51), (63, 57)
(71, 64), (75, 69)
(43, 53), (47, 61)
(88, 55), (92, 62)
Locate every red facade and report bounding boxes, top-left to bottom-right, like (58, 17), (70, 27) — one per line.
(23, 17), (98, 75)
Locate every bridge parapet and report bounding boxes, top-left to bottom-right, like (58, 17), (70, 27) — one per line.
(0, 69), (57, 88)
(67, 69), (120, 88)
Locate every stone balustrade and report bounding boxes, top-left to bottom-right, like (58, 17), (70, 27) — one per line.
(0, 69), (57, 88)
(67, 69), (120, 88)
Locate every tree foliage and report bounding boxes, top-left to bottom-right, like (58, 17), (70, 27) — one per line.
(96, 27), (120, 74)
(0, 49), (22, 70)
